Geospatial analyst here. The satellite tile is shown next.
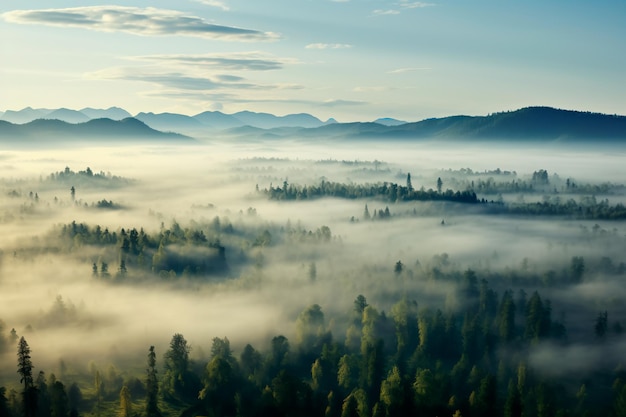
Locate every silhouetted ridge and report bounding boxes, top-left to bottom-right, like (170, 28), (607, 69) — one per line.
(0, 117), (191, 144)
(2, 106), (625, 142)
(293, 107), (626, 141)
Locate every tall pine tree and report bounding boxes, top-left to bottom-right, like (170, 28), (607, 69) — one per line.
(146, 346), (160, 417)
(17, 337), (37, 417)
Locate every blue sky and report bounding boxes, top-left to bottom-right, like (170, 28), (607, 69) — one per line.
(1, 1), (625, 121)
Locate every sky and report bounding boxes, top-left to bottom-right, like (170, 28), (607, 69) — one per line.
(1, 1), (625, 122)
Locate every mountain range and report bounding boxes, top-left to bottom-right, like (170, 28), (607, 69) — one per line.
(0, 106), (625, 143)
(0, 107), (337, 132)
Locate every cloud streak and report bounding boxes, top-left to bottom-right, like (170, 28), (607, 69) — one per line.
(372, 1), (434, 16)
(2, 6), (278, 41)
(387, 67), (432, 73)
(192, 0), (230, 11)
(86, 67), (302, 93)
(306, 43), (353, 50)
(133, 52), (295, 71)
(84, 50), (302, 107)
(372, 10), (400, 16)
(139, 91), (366, 109)
(400, 1), (435, 9)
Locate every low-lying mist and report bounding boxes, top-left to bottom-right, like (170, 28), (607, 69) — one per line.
(1, 139), (626, 408)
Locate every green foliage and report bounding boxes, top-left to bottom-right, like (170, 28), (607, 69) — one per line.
(261, 171), (626, 220)
(379, 366), (406, 416)
(263, 178), (478, 204)
(145, 346), (160, 417)
(340, 392), (359, 417)
(47, 166), (130, 188)
(17, 337), (34, 389)
(6, 254), (626, 417)
(162, 334), (200, 403)
(57, 220), (228, 279)
(17, 337), (38, 417)
(524, 292), (552, 343)
(296, 304), (326, 349)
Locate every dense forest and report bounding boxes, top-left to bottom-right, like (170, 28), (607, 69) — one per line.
(3, 263), (626, 417)
(1, 148), (626, 417)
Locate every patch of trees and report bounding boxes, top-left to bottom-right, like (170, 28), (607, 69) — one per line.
(46, 166), (131, 188)
(451, 177), (537, 195)
(434, 168), (625, 199)
(263, 176), (478, 204)
(491, 196), (626, 220)
(58, 220), (228, 279)
(442, 167), (518, 177)
(261, 171), (626, 220)
(285, 223), (335, 244)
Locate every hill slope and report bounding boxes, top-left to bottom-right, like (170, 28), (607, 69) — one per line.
(289, 107), (626, 141)
(0, 118), (192, 146)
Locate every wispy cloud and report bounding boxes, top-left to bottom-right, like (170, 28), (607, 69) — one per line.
(372, 10), (400, 16)
(306, 43), (353, 50)
(2, 6), (279, 41)
(84, 49), (302, 107)
(372, 1), (434, 16)
(387, 67), (432, 74)
(132, 52), (295, 71)
(192, 0), (230, 11)
(87, 68), (230, 90)
(86, 67), (302, 92)
(400, 1), (435, 9)
(321, 99), (366, 107)
(140, 91), (359, 109)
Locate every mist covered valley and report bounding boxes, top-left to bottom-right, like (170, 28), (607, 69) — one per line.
(2, 139), (626, 417)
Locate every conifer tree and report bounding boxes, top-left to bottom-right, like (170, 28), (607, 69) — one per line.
(17, 337), (37, 417)
(146, 346), (160, 417)
(50, 380), (68, 417)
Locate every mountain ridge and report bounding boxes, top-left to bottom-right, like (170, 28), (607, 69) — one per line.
(0, 117), (192, 146)
(1, 106), (625, 142)
(279, 106), (626, 141)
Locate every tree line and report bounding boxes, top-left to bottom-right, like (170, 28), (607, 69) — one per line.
(262, 176), (478, 204)
(261, 172), (626, 220)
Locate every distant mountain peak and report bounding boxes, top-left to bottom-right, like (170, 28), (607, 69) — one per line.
(374, 117), (407, 126)
(47, 108), (90, 124)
